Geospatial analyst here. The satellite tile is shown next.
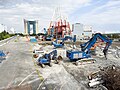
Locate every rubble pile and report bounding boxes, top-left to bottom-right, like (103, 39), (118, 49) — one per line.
(100, 65), (120, 90)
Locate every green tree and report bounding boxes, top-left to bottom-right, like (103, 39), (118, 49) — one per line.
(0, 31), (14, 40)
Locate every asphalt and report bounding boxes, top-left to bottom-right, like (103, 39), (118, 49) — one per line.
(0, 36), (35, 88)
(0, 37), (91, 90)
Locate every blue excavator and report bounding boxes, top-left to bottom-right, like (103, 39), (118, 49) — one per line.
(67, 33), (112, 64)
(52, 35), (76, 48)
(0, 51), (6, 58)
(0, 50), (6, 63)
(38, 50), (58, 68)
(38, 33), (112, 67)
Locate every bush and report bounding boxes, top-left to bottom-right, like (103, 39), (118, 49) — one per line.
(3, 34), (10, 39)
(0, 31), (14, 40)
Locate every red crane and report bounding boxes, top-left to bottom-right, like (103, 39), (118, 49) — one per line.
(48, 19), (72, 39)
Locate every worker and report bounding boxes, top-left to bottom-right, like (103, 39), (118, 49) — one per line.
(103, 49), (107, 60)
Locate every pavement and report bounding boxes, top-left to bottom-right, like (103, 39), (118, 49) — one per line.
(0, 36), (120, 90)
(0, 36), (35, 88)
(0, 36), (92, 90)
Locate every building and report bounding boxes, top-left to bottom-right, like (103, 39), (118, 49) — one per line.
(72, 23), (92, 40)
(8, 27), (15, 34)
(72, 23), (84, 40)
(83, 25), (92, 40)
(24, 19), (38, 35)
(0, 24), (7, 33)
(0, 24), (4, 33)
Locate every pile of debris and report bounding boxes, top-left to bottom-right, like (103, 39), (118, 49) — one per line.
(99, 65), (120, 90)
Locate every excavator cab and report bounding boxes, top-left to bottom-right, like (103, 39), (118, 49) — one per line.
(37, 50), (57, 68)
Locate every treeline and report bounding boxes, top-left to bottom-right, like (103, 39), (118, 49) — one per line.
(104, 33), (120, 39)
(0, 30), (15, 40)
(93, 33), (120, 39)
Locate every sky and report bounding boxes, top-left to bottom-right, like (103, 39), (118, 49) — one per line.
(0, 0), (120, 33)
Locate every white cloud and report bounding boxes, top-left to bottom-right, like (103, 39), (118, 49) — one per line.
(0, 0), (91, 33)
(67, 0), (120, 33)
(79, 0), (120, 25)
(0, 0), (120, 33)
(89, 0), (120, 14)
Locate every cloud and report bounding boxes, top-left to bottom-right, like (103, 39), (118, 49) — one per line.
(0, 0), (91, 33)
(0, 0), (120, 33)
(78, 0), (120, 23)
(76, 0), (120, 33)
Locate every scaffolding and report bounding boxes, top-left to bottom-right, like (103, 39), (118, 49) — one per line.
(47, 7), (72, 39)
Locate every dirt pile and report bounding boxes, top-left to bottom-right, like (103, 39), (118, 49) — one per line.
(99, 65), (120, 90)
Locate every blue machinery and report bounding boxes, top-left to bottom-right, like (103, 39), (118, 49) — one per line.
(45, 26), (54, 41)
(0, 51), (6, 58)
(30, 38), (37, 43)
(0, 51), (6, 63)
(52, 35), (76, 48)
(37, 33), (112, 67)
(67, 33), (112, 61)
(38, 50), (57, 68)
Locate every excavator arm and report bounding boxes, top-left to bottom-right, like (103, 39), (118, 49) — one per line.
(52, 36), (76, 48)
(80, 33), (112, 58)
(90, 42), (103, 50)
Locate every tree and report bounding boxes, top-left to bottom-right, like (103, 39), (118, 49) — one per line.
(0, 31), (15, 40)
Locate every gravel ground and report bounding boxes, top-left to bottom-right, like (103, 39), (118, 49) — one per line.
(62, 45), (120, 90)
(0, 37), (89, 90)
(0, 36), (119, 90)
